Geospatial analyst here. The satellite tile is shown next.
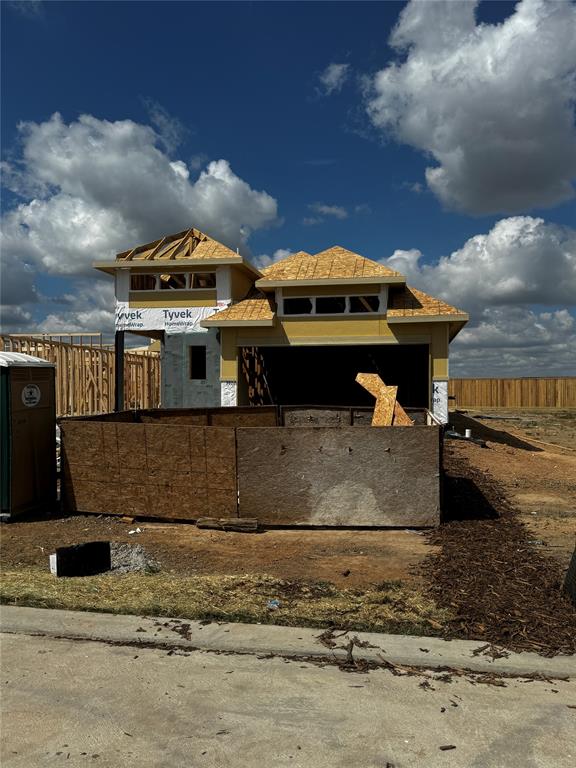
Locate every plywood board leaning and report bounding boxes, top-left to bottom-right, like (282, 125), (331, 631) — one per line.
(355, 373), (396, 426)
(355, 373), (414, 426)
(393, 401), (414, 426)
(372, 385), (397, 426)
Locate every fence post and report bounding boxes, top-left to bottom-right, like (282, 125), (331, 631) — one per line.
(114, 331), (125, 412)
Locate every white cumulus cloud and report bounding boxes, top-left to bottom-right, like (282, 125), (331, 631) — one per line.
(449, 307), (576, 376)
(386, 216), (576, 315)
(383, 216), (576, 375)
(365, 0), (576, 214)
(1, 112), (279, 334)
(253, 248), (293, 269)
(1, 113), (279, 277)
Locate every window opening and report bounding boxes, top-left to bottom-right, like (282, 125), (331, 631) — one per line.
(283, 297), (313, 315)
(349, 296), (380, 313)
(130, 274), (157, 291)
(316, 296), (346, 314)
(159, 273), (187, 290)
(189, 346), (207, 380)
(192, 273), (216, 289)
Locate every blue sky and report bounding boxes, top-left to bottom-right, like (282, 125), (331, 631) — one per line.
(1, 0), (575, 375)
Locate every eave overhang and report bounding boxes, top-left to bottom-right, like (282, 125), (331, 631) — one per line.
(255, 275), (406, 290)
(94, 258), (261, 279)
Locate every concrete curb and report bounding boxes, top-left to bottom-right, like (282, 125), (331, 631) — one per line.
(1, 605), (575, 678)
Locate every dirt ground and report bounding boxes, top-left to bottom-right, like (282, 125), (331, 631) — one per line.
(462, 408), (576, 449)
(450, 410), (576, 570)
(0, 518), (435, 589)
(1, 409), (574, 586)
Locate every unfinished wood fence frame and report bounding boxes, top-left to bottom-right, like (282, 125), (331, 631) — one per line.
(0, 334), (160, 416)
(449, 377), (576, 409)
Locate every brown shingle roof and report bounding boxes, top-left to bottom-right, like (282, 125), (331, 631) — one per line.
(387, 286), (466, 317)
(259, 246), (402, 282)
(203, 289), (275, 325)
(115, 227), (241, 263)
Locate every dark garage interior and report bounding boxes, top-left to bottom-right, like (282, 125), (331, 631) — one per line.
(256, 344), (429, 407)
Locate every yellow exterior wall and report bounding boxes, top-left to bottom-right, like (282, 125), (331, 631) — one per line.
(220, 327), (239, 380)
(230, 269), (254, 301)
(129, 290), (217, 308)
(238, 315), (392, 346)
(220, 318), (451, 397)
(430, 323), (449, 379)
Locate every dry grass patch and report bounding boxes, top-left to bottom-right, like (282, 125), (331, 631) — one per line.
(0, 568), (451, 635)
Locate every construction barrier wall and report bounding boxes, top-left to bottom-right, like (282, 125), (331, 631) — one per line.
(60, 406), (441, 528)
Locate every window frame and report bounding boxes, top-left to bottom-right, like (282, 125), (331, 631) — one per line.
(159, 273), (189, 291)
(130, 273), (160, 291)
(128, 271), (218, 292)
(279, 293), (382, 317)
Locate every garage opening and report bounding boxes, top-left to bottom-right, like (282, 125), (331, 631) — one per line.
(240, 344), (429, 408)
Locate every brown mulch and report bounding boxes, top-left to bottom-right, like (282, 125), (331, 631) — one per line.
(422, 446), (576, 657)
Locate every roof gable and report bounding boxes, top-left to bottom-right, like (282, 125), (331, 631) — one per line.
(115, 227), (241, 264)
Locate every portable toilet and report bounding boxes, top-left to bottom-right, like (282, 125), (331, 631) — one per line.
(0, 352), (57, 520)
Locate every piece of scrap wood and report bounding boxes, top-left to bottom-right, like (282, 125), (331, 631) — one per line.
(393, 401), (414, 426)
(372, 386), (397, 426)
(354, 373), (382, 398)
(356, 372), (414, 426)
(196, 517), (258, 532)
(355, 373), (397, 426)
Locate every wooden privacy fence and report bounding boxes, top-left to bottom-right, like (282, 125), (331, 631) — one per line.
(0, 334), (160, 416)
(449, 377), (576, 409)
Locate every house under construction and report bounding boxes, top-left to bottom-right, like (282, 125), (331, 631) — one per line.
(94, 227), (468, 423)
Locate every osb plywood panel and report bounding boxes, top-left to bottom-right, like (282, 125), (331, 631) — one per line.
(259, 247), (401, 281)
(205, 289), (275, 324)
(61, 422), (237, 520)
(282, 408), (352, 427)
(388, 286), (465, 317)
(237, 426), (440, 527)
(139, 411), (209, 425)
(209, 407), (278, 427)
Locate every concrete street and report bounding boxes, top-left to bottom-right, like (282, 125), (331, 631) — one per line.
(1, 630), (575, 768)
